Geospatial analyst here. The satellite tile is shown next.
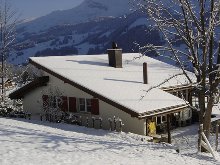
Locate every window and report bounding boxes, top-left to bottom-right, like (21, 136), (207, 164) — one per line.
(49, 96), (62, 109)
(79, 98), (91, 112)
(79, 98), (86, 111)
(156, 116), (167, 125)
(157, 117), (161, 124)
(162, 116), (166, 122)
(86, 99), (91, 112)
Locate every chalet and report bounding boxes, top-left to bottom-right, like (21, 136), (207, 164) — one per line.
(9, 49), (196, 136)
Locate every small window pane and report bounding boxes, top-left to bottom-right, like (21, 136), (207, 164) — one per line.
(162, 116), (166, 122)
(157, 117), (161, 124)
(80, 105), (85, 111)
(79, 98), (85, 104)
(86, 99), (91, 112)
(79, 98), (85, 111)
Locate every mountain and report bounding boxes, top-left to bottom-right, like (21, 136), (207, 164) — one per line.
(10, 0), (161, 65)
(18, 0), (133, 33)
(10, 11), (164, 65)
(11, 0), (171, 65)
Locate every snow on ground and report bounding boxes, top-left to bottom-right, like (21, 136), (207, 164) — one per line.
(172, 124), (219, 157)
(0, 117), (219, 165)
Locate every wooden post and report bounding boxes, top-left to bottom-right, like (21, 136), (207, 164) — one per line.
(118, 119), (124, 132)
(113, 116), (116, 131)
(79, 116), (82, 126)
(99, 117), (102, 129)
(86, 117), (89, 127)
(146, 118), (149, 136)
(92, 117), (95, 128)
(167, 114), (171, 144)
(216, 124), (219, 151)
(40, 114), (42, 121)
(108, 118), (113, 131)
(201, 132), (216, 158)
(198, 124), (203, 152)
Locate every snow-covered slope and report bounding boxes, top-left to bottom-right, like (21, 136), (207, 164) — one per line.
(19, 0), (132, 33)
(11, 11), (163, 65)
(13, 0), (209, 67)
(0, 117), (219, 165)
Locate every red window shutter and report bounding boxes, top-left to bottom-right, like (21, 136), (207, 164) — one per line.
(42, 95), (49, 110)
(91, 99), (99, 115)
(61, 96), (68, 112)
(69, 97), (77, 112)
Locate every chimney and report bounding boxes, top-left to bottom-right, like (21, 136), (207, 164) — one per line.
(107, 42), (122, 68)
(143, 62), (148, 84)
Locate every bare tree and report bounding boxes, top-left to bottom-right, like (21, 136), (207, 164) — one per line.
(0, 0), (18, 101)
(39, 85), (64, 122)
(135, 0), (220, 138)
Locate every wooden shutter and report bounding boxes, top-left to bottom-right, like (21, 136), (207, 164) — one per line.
(69, 97), (77, 112)
(42, 95), (49, 110)
(91, 99), (99, 115)
(61, 96), (68, 112)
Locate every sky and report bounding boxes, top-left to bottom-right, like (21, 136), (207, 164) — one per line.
(10, 0), (84, 20)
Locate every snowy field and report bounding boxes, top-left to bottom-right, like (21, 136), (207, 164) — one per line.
(0, 117), (219, 165)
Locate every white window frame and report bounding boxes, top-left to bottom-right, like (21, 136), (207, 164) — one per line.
(79, 98), (91, 112)
(156, 115), (167, 125)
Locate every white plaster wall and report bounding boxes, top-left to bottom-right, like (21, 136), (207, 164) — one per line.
(99, 100), (146, 135)
(23, 70), (146, 135)
(23, 87), (46, 115)
(23, 71), (92, 115)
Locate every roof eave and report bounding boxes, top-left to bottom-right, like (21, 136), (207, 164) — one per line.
(9, 76), (49, 99)
(137, 104), (189, 119)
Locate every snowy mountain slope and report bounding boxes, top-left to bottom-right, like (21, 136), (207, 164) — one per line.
(12, 0), (214, 66)
(19, 0), (133, 33)
(10, 11), (164, 65)
(0, 117), (219, 165)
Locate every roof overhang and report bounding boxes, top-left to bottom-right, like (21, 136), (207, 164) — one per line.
(138, 104), (189, 119)
(160, 84), (196, 92)
(9, 76), (49, 99)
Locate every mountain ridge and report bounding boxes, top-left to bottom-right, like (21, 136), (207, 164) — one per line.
(18, 0), (133, 33)
(10, 10), (165, 65)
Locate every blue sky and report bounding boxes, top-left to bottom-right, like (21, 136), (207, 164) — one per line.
(10, 0), (83, 19)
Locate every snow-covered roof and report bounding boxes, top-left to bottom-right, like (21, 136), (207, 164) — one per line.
(30, 53), (195, 117)
(9, 76), (49, 99)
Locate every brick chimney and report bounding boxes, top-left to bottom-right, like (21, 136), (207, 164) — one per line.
(107, 42), (122, 68)
(143, 62), (148, 84)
